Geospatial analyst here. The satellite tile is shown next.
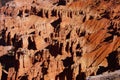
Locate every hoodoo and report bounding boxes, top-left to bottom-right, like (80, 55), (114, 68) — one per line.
(0, 0), (120, 80)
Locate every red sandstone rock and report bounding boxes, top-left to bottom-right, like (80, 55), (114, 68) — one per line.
(0, 0), (120, 80)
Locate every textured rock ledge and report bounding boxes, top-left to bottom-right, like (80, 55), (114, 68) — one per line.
(87, 70), (120, 80)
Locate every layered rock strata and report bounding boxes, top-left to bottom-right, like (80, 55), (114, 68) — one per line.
(0, 0), (120, 80)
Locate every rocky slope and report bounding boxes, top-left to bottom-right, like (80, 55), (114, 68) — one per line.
(0, 0), (120, 80)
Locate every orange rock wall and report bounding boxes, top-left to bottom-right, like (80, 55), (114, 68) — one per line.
(0, 0), (120, 80)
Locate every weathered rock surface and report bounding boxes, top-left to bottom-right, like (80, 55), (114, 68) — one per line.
(0, 0), (120, 80)
(87, 70), (120, 80)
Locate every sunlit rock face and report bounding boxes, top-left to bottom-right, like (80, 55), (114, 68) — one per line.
(0, 0), (120, 80)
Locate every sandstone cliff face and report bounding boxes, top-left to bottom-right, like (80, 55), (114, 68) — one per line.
(0, 0), (120, 80)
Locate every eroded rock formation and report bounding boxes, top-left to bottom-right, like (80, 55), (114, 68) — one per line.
(0, 0), (120, 80)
